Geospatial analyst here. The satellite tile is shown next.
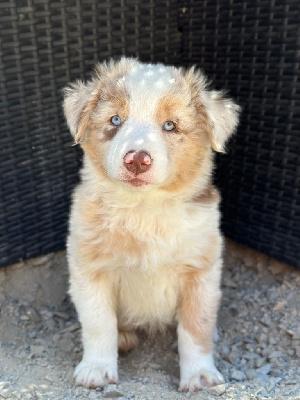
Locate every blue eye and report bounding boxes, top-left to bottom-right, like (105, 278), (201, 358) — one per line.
(111, 115), (122, 126)
(163, 121), (175, 131)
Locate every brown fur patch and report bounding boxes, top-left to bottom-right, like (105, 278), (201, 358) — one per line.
(177, 237), (221, 353)
(76, 196), (144, 269)
(76, 113), (90, 144)
(81, 130), (109, 178)
(192, 184), (220, 205)
(75, 197), (108, 266)
(80, 82), (130, 175)
(90, 81), (130, 140)
(74, 59), (133, 144)
(155, 80), (213, 193)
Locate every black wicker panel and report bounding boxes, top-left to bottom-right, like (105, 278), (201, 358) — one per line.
(180, 0), (300, 268)
(0, 0), (182, 267)
(1, 0), (299, 269)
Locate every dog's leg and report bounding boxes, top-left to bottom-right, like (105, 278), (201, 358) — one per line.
(177, 263), (224, 392)
(70, 271), (118, 388)
(118, 330), (139, 353)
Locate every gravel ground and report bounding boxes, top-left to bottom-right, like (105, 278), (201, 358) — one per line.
(0, 240), (299, 400)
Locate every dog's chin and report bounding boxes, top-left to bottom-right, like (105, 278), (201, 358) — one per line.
(126, 178), (149, 187)
(121, 178), (156, 192)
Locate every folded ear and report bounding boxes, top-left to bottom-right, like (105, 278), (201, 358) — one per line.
(201, 90), (241, 152)
(63, 80), (97, 144)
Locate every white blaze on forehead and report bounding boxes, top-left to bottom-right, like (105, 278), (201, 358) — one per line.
(124, 63), (174, 120)
(104, 62), (176, 186)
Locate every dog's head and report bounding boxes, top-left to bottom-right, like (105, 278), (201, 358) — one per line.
(64, 58), (240, 193)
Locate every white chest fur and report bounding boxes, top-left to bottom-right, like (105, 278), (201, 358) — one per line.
(116, 264), (180, 329)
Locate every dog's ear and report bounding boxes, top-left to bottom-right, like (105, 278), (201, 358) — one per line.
(201, 89), (241, 152)
(63, 80), (98, 144)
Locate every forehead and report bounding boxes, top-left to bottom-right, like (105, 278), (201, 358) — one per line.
(122, 63), (176, 119)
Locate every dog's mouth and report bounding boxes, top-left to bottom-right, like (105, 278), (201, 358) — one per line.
(125, 178), (149, 187)
(120, 170), (159, 189)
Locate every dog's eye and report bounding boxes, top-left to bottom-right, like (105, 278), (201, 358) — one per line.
(163, 121), (175, 131)
(111, 115), (122, 126)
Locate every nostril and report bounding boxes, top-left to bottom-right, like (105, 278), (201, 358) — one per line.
(124, 151), (136, 165)
(140, 153), (151, 165)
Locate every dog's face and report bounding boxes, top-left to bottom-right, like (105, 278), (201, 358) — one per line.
(64, 58), (240, 192)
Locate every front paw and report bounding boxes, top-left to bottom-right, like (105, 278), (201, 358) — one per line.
(179, 367), (224, 392)
(74, 360), (118, 388)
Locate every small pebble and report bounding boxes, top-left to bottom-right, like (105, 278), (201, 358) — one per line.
(31, 255), (52, 267)
(245, 369), (257, 380)
(222, 278), (238, 289)
(207, 383), (227, 396)
(11, 393), (22, 400)
(272, 301), (286, 311)
(20, 315), (30, 321)
(292, 326), (300, 340)
(148, 363), (161, 370)
(89, 392), (100, 399)
(0, 388), (12, 399)
(53, 311), (69, 320)
(266, 378), (276, 392)
(255, 357), (267, 368)
(30, 345), (45, 356)
(103, 391), (124, 398)
(59, 322), (80, 334)
(243, 352), (259, 360)
(257, 333), (268, 343)
(256, 364), (272, 375)
(25, 307), (41, 322)
(268, 262), (285, 275)
(268, 350), (284, 359)
(231, 370), (246, 381)
(255, 387), (268, 397)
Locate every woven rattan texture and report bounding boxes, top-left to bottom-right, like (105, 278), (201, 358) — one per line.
(0, 0), (181, 267)
(0, 1), (299, 269)
(180, 0), (300, 268)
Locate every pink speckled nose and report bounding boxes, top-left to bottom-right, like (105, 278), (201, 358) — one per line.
(123, 150), (152, 175)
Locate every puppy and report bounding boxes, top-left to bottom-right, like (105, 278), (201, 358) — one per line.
(63, 58), (240, 392)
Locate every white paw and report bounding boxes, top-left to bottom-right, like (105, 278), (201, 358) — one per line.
(74, 360), (118, 388)
(179, 366), (225, 392)
(118, 331), (138, 352)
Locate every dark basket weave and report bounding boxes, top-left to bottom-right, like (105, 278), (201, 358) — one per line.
(180, 0), (300, 268)
(0, 0), (181, 267)
(0, 0), (299, 268)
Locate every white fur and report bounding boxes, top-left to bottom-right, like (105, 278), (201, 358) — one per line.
(178, 324), (224, 391)
(63, 80), (97, 139)
(69, 263), (118, 387)
(200, 89), (240, 152)
(106, 63), (177, 187)
(125, 63), (174, 120)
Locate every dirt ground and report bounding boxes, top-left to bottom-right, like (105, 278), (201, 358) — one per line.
(0, 240), (299, 400)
